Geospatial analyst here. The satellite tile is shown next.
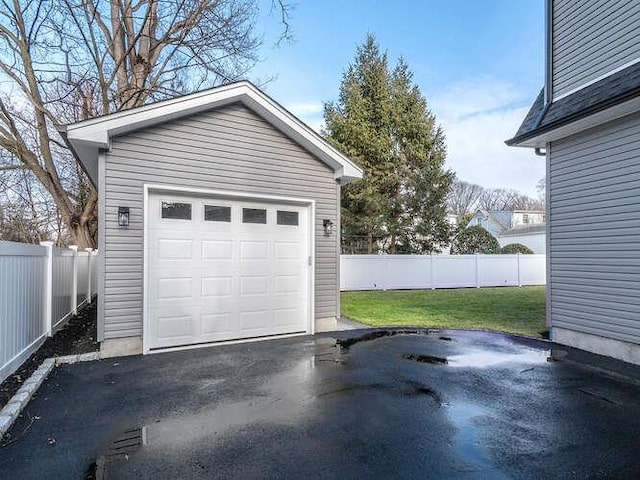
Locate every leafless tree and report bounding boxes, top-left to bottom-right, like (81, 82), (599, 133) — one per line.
(447, 179), (483, 219)
(536, 176), (546, 207)
(0, 0), (291, 247)
(0, 162), (63, 243)
(479, 187), (544, 211)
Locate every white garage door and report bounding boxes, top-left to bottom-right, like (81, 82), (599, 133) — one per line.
(147, 192), (311, 350)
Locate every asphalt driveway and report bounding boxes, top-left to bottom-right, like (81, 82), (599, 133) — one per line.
(1, 329), (640, 479)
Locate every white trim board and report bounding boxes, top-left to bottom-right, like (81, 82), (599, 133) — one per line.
(142, 183), (316, 354)
(62, 82), (363, 185)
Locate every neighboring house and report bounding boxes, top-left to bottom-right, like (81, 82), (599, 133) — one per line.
(496, 225), (546, 254)
(61, 82), (362, 356)
(507, 0), (640, 364)
(465, 209), (546, 253)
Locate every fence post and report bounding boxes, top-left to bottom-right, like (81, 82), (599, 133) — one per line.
(430, 255), (436, 290)
(475, 254), (480, 288)
(40, 241), (54, 337)
(70, 245), (78, 315)
(517, 253), (522, 287)
(85, 248), (93, 303)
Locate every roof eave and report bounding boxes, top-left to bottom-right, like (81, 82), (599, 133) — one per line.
(507, 90), (640, 148)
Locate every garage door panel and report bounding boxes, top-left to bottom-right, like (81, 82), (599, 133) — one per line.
(200, 276), (233, 297)
(274, 241), (303, 260)
(239, 275), (270, 295)
(147, 193), (310, 350)
(156, 239), (193, 259)
(239, 241), (269, 260)
(274, 308), (303, 327)
(241, 310), (270, 331)
(200, 312), (234, 335)
(155, 312), (195, 340)
(271, 295), (305, 311)
(275, 275), (302, 293)
(157, 277), (193, 300)
(201, 240), (233, 260)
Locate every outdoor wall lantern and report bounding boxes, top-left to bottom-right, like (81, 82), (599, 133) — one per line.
(323, 219), (335, 236)
(118, 207), (130, 227)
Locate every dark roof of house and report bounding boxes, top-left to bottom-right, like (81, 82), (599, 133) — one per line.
(506, 61), (640, 146)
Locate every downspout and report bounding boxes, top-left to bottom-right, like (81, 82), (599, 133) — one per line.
(544, 0), (554, 105)
(543, 1), (553, 334)
(534, 0), (554, 157)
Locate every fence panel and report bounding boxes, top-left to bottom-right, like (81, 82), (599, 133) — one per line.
(477, 255), (520, 287)
(0, 241), (47, 384)
(90, 252), (98, 298)
(76, 251), (90, 307)
(51, 247), (74, 332)
(1, 241), (98, 383)
(519, 255), (547, 285)
(433, 256), (477, 288)
(341, 254), (546, 291)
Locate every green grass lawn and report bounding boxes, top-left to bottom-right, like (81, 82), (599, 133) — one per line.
(341, 286), (547, 338)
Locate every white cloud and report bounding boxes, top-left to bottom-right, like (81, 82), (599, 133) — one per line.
(431, 79), (545, 197)
(285, 102), (325, 133)
(287, 102), (324, 116)
(285, 102), (324, 133)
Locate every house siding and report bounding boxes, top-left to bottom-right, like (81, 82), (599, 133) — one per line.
(102, 103), (338, 339)
(552, 0), (640, 98)
(549, 111), (640, 345)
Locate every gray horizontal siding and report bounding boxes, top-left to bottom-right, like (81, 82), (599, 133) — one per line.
(549, 111), (640, 345)
(552, 0), (640, 98)
(103, 103), (338, 340)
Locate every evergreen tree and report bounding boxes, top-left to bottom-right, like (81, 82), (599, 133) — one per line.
(324, 35), (453, 254)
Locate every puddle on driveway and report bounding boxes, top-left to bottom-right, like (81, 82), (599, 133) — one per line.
(336, 329), (434, 349)
(447, 348), (550, 368)
(445, 402), (509, 479)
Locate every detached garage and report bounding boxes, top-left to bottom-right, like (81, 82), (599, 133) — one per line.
(61, 82), (362, 355)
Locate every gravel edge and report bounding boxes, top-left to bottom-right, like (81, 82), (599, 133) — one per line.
(0, 352), (101, 438)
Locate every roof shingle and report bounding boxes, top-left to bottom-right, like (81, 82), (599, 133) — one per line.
(506, 61), (640, 146)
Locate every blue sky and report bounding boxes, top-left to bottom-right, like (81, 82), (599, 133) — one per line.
(253, 0), (546, 196)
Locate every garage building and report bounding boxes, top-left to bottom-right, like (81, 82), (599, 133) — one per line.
(62, 82), (362, 356)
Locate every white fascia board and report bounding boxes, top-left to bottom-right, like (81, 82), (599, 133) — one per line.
(515, 95), (640, 148)
(65, 81), (363, 184)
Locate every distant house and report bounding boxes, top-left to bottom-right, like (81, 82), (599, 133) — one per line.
(506, 1), (640, 364)
(465, 209), (546, 253)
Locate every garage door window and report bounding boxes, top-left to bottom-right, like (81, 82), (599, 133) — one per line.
(204, 205), (231, 222)
(242, 208), (267, 224)
(277, 210), (299, 226)
(162, 202), (191, 220)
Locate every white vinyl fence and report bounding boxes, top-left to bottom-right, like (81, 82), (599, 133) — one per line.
(0, 241), (98, 383)
(340, 254), (546, 291)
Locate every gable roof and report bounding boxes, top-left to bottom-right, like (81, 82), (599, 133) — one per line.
(467, 209), (511, 234)
(59, 81), (363, 185)
(506, 61), (640, 147)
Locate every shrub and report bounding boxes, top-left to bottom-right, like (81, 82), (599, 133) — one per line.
(451, 226), (500, 254)
(500, 243), (534, 254)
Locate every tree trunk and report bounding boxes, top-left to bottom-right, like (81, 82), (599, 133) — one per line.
(70, 219), (95, 249)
